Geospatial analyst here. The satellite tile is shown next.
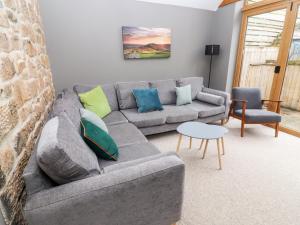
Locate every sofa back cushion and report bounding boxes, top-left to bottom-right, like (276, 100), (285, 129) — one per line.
(116, 81), (149, 110)
(36, 113), (100, 185)
(149, 79), (176, 105)
(73, 84), (119, 111)
(51, 89), (83, 132)
(177, 77), (204, 100)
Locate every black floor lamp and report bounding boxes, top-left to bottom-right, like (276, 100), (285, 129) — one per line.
(205, 45), (220, 88)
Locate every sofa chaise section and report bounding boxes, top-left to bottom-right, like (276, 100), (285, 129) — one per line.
(24, 153), (184, 225)
(23, 86), (185, 225)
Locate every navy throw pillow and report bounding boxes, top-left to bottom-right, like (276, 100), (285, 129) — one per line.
(132, 88), (163, 113)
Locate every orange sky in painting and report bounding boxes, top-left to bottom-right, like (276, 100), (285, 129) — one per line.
(123, 35), (171, 45)
(123, 27), (171, 45)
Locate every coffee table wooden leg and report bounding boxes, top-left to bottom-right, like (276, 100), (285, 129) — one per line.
(189, 137), (192, 149)
(176, 134), (183, 153)
(217, 139), (222, 170)
(221, 137), (225, 155)
(199, 139), (204, 150)
(202, 139), (209, 159)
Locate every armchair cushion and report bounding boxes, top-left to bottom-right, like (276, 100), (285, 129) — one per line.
(235, 109), (282, 123)
(232, 87), (262, 110)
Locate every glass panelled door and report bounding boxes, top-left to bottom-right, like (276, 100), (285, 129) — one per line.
(234, 0), (300, 136)
(280, 3), (300, 134)
(238, 8), (287, 100)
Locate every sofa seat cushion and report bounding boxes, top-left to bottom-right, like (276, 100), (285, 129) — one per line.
(74, 84), (119, 111)
(116, 81), (149, 110)
(235, 109), (282, 123)
(149, 79), (177, 105)
(37, 114), (100, 185)
(163, 105), (198, 124)
(100, 142), (160, 168)
(121, 108), (166, 128)
(103, 111), (128, 126)
(108, 123), (147, 147)
(188, 100), (225, 118)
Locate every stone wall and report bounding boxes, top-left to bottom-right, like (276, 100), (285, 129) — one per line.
(0, 0), (55, 224)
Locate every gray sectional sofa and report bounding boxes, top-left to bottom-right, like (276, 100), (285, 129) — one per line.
(22, 77), (230, 225)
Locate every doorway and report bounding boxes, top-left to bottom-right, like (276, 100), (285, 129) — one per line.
(233, 0), (300, 137)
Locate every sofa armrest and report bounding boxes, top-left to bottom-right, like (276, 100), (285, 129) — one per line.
(24, 155), (185, 225)
(202, 87), (231, 117)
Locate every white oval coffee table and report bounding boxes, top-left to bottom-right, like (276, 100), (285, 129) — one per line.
(176, 122), (228, 170)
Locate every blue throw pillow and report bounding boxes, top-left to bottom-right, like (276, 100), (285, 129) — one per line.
(132, 88), (163, 113)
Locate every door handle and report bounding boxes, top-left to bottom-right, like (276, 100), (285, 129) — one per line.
(274, 65), (281, 74)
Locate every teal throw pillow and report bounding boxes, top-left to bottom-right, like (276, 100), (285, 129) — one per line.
(80, 108), (109, 133)
(176, 85), (192, 106)
(81, 118), (118, 161)
(132, 88), (163, 113)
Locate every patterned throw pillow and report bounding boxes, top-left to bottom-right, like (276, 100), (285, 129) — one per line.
(81, 118), (119, 161)
(80, 108), (109, 133)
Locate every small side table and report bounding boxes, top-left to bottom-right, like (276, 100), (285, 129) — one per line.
(176, 122), (228, 170)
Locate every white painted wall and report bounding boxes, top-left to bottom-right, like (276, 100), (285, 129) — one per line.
(137, 0), (223, 11)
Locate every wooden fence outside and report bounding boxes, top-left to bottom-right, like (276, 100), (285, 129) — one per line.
(240, 47), (300, 111)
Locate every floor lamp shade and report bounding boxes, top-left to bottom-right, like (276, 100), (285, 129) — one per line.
(205, 45), (220, 56)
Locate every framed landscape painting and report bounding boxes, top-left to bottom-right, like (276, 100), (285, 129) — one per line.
(122, 26), (171, 59)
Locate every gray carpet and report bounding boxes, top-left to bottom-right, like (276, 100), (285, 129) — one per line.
(148, 119), (300, 225)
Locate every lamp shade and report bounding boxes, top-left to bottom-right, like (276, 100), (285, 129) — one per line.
(205, 45), (220, 56)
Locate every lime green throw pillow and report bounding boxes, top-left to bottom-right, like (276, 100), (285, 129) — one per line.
(81, 118), (119, 161)
(79, 86), (111, 118)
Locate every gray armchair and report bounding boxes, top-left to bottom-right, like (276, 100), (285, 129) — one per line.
(230, 87), (282, 137)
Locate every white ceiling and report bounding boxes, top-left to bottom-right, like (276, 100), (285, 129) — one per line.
(136, 0), (224, 11)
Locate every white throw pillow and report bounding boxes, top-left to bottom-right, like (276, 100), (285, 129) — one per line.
(176, 85), (192, 106)
(80, 108), (109, 133)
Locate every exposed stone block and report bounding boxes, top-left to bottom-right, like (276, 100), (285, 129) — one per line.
(23, 39), (35, 57)
(0, 56), (15, 80)
(0, 102), (18, 142)
(3, 0), (17, 10)
(14, 59), (25, 74)
(0, 32), (10, 52)
(0, 84), (12, 100)
(6, 10), (17, 23)
(0, 145), (15, 177)
(0, 11), (9, 27)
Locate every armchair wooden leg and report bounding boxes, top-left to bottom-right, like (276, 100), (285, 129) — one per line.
(275, 122), (279, 137)
(241, 120), (245, 137)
